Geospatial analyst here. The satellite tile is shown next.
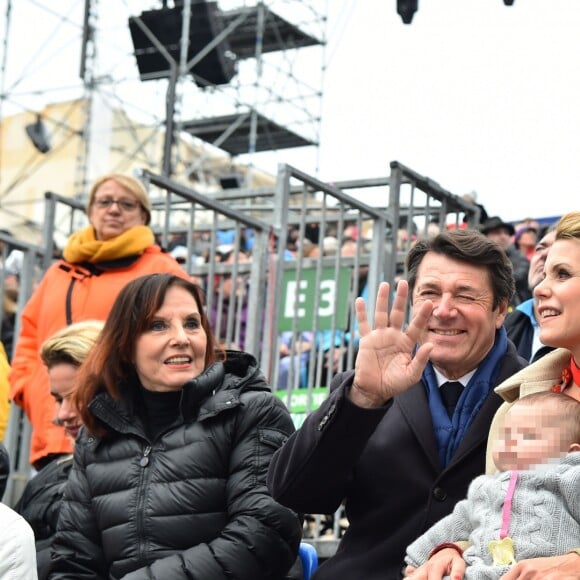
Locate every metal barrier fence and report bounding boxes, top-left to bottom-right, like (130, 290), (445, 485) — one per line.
(0, 162), (478, 553)
(1, 192), (87, 505)
(140, 169), (274, 359)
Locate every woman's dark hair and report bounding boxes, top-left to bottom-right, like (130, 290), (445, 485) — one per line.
(406, 228), (515, 310)
(76, 274), (225, 435)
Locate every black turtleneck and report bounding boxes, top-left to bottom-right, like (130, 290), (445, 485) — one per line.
(137, 386), (182, 440)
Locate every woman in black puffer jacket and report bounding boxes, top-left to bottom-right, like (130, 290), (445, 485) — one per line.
(49, 274), (302, 580)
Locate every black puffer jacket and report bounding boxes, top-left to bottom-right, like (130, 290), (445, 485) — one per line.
(15, 453), (73, 580)
(49, 352), (302, 580)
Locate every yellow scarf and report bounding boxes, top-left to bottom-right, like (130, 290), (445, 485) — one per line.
(62, 225), (155, 264)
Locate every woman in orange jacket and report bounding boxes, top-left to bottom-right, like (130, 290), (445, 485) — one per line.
(9, 173), (189, 469)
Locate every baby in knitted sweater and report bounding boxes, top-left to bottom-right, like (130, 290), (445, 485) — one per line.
(405, 391), (580, 579)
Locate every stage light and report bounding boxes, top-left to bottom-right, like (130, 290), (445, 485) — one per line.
(25, 115), (51, 154)
(219, 173), (244, 189)
(397, 0), (418, 24)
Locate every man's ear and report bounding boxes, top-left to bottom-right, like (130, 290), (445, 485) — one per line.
(495, 299), (509, 328)
(568, 443), (580, 453)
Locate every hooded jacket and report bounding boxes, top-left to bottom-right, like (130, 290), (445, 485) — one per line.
(49, 352), (302, 580)
(486, 347), (571, 473)
(9, 243), (188, 467)
(406, 453), (580, 577)
(412, 348), (580, 567)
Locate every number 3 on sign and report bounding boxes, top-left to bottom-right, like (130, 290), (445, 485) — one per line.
(318, 280), (336, 317)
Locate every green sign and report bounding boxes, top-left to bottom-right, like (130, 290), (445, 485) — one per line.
(276, 387), (329, 429)
(279, 266), (351, 331)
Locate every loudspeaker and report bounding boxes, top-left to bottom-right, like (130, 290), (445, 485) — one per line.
(128, 1), (236, 86)
(25, 116), (51, 154)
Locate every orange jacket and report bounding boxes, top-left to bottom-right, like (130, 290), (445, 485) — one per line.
(9, 246), (189, 466)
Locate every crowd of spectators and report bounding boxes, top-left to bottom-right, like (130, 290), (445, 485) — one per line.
(0, 183), (567, 572)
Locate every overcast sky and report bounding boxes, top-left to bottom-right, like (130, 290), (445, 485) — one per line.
(2, 0), (579, 224)
(312, 0), (580, 223)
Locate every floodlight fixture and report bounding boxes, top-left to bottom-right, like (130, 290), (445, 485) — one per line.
(25, 114), (51, 154)
(219, 173), (244, 189)
(397, 0), (418, 24)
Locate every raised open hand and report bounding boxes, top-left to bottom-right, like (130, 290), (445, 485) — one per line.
(349, 280), (434, 408)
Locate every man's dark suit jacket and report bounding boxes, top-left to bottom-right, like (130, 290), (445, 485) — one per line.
(267, 342), (526, 579)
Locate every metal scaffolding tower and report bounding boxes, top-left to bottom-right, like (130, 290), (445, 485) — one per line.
(126, 0), (327, 185)
(0, 0), (327, 230)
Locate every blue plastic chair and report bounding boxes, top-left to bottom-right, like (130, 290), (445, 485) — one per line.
(298, 542), (319, 580)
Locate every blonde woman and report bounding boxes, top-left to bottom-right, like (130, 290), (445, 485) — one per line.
(15, 320), (103, 580)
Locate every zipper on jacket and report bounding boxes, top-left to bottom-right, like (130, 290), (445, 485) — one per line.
(136, 444), (153, 562)
(65, 278), (76, 325)
(139, 445), (152, 467)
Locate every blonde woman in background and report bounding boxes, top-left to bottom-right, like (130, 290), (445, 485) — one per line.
(14, 320), (104, 580)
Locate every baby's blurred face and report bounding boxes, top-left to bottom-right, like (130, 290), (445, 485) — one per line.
(493, 404), (572, 471)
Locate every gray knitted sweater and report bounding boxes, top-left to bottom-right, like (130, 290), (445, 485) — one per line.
(406, 452), (580, 579)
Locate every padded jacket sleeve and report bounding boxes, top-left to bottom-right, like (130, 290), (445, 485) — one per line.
(267, 371), (391, 514)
